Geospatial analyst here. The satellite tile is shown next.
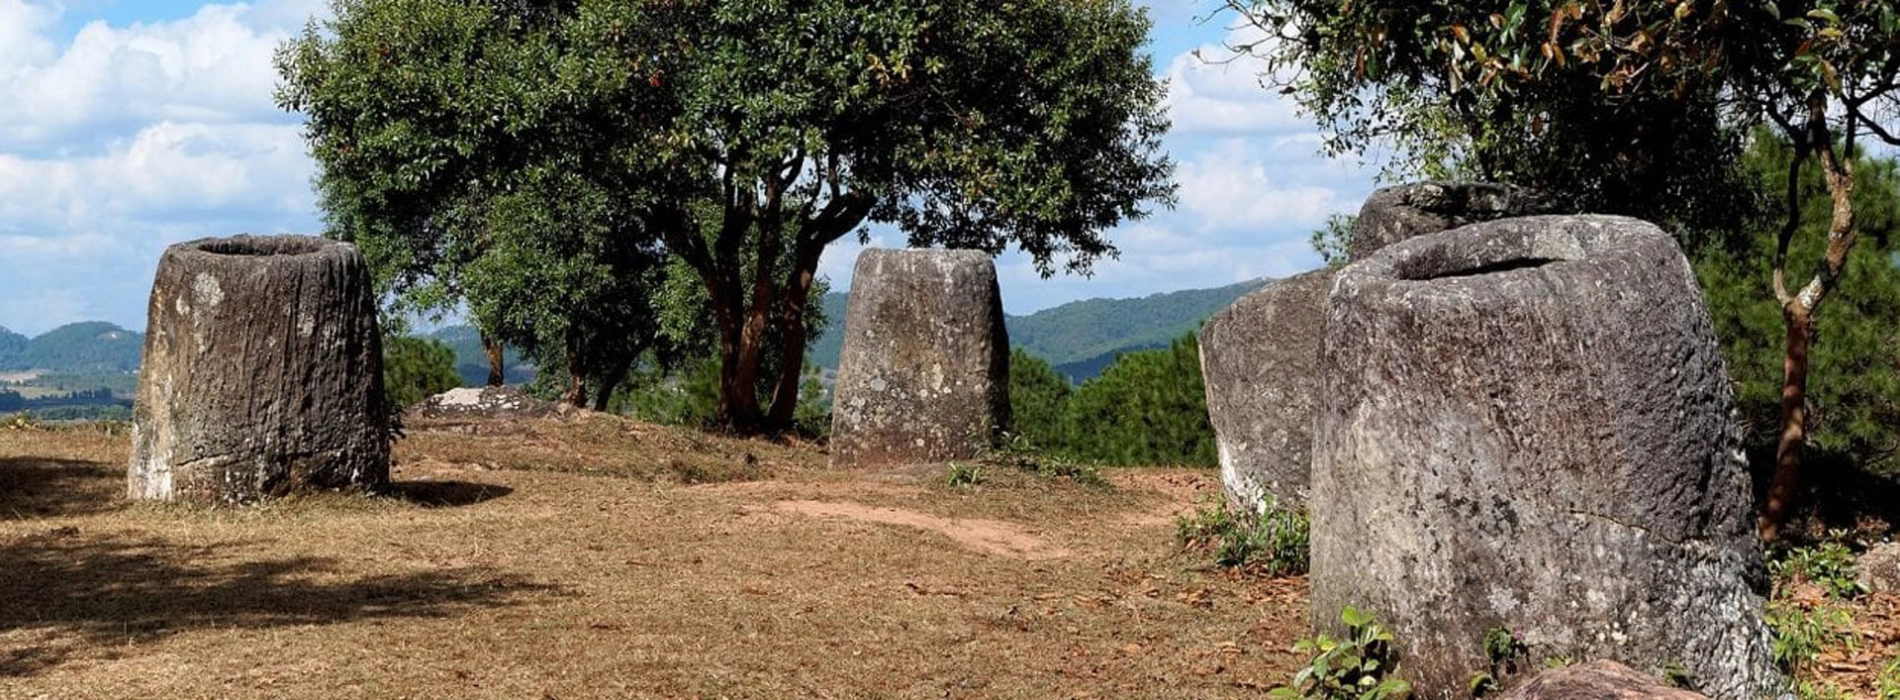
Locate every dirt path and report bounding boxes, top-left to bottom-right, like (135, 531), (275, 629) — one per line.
(772, 499), (1073, 560)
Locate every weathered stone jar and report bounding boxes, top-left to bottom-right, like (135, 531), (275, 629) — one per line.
(130, 235), (389, 503)
(1201, 181), (1556, 514)
(1310, 215), (1780, 699)
(830, 248), (1009, 468)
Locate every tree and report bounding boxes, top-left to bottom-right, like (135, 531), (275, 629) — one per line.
(585, 0), (1175, 433)
(1226, 0), (1900, 539)
(1008, 348), (1073, 452)
(383, 336), (463, 411)
(1058, 332), (1216, 467)
(1700, 135), (1900, 478)
(277, 0), (668, 404)
(464, 166), (668, 408)
(282, 0), (1175, 436)
(1310, 213), (1354, 267)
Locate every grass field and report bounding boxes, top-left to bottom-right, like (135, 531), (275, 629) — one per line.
(0, 417), (1308, 699)
(3, 416), (1896, 698)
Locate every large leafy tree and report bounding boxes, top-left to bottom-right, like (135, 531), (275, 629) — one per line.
(277, 0), (670, 407)
(281, 0), (1174, 435)
(1227, 0), (1900, 539)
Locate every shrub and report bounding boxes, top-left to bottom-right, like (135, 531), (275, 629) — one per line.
(1770, 533), (1866, 601)
(1269, 606), (1413, 700)
(1176, 496), (1309, 576)
(945, 463), (985, 488)
(974, 432), (1109, 488)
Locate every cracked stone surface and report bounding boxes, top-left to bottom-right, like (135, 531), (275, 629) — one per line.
(1348, 181), (1558, 262)
(829, 249), (1009, 468)
(130, 235), (389, 503)
(1311, 216), (1781, 699)
(1200, 182), (1551, 515)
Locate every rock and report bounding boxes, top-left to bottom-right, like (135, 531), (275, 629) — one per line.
(1858, 542), (1900, 595)
(410, 386), (563, 422)
(1199, 180), (1541, 513)
(1498, 661), (1711, 700)
(830, 249), (1010, 468)
(1349, 181), (1556, 262)
(1311, 215), (1781, 699)
(130, 235), (390, 503)
(1197, 269), (1333, 512)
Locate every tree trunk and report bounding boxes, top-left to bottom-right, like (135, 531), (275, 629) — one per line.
(1758, 107), (1858, 542)
(1760, 307), (1813, 542)
(767, 245), (823, 429)
(712, 281), (763, 432)
(482, 333), (505, 386)
(562, 347), (588, 409)
(591, 353), (634, 413)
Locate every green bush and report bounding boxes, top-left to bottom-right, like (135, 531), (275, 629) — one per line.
(1175, 497), (1309, 576)
(383, 336), (462, 412)
(1270, 606), (1413, 700)
(975, 432), (1109, 488)
(1770, 534), (1866, 601)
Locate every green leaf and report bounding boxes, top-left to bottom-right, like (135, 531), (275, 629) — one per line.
(1342, 606), (1373, 628)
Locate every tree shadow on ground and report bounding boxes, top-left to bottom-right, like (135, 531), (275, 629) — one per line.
(1, 454), (513, 515)
(0, 528), (566, 677)
(0, 457), (124, 520)
(387, 480), (514, 508)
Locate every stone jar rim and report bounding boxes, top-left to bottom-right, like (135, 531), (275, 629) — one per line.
(1339, 214), (1669, 295)
(171, 234), (355, 262)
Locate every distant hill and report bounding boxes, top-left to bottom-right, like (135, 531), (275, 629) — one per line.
(0, 319), (537, 386)
(808, 278), (1269, 381)
(3, 277), (1266, 383)
(0, 322), (143, 372)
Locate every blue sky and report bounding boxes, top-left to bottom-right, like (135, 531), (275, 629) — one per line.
(0, 0), (1379, 336)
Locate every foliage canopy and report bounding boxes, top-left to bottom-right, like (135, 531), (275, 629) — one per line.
(279, 0), (1175, 433)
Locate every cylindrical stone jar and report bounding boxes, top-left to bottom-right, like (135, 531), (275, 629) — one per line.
(1311, 215), (1781, 699)
(130, 235), (389, 503)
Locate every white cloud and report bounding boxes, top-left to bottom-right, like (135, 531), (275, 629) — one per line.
(0, 121), (315, 233)
(0, 2), (327, 334)
(0, 2), (319, 149)
(0, 1), (58, 78)
(1176, 151), (1343, 234)
(1162, 22), (1311, 138)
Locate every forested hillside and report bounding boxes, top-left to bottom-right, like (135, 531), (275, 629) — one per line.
(0, 322), (143, 372)
(424, 325), (536, 386)
(808, 278), (1268, 381)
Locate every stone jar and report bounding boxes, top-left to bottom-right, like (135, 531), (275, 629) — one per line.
(1310, 215), (1780, 699)
(829, 248), (1010, 468)
(130, 235), (389, 503)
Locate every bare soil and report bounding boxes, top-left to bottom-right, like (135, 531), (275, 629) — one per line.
(4, 415), (1890, 698)
(0, 416), (1307, 699)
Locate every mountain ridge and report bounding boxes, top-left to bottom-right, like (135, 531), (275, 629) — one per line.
(808, 277), (1269, 380)
(3, 278), (1271, 383)
(0, 321), (143, 373)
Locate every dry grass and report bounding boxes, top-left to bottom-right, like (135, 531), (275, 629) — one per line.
(0, 418), (1308, 699)
(9, 417), (1886, 698)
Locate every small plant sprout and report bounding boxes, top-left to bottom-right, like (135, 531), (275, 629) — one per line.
(1268, 606), (1413, 700)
